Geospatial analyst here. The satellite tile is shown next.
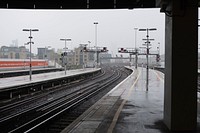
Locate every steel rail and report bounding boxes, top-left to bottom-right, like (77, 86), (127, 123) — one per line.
(8, 68), (122, 133)
(0, 68), (114, 132)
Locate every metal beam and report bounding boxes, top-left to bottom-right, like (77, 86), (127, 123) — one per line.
(0, 0), (156, 9)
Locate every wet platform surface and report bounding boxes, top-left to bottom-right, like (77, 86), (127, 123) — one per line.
(62, 67), (200, 133)
(0, 68), (100, 89)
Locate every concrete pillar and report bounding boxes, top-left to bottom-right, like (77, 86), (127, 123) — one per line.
(164, 1), (198, 131)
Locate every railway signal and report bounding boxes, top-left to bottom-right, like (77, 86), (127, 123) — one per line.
(83, 46), (108, 68)
(83, 46), (87, 52)
(156, 54), (160, 62)
(83, 46), (108, 53)
(118, 48), (136, 53)
(118, 48), (127, 53)
(101, 47), (108, 52)
(60, 50), (71, 71)
(61, 52), (67, 57)
(118, 47), (138, 68)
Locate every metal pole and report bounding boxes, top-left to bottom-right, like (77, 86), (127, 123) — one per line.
(29, 30), (32, 81)
(139, 28), (156, 92)
(64, 40), (67, 75)
(94, 22), (98, 68)
(146, 29), (149, 91)
(134, 28), (138, 69)
(23, 29), (38, 81)
(95, 24), (97, 48)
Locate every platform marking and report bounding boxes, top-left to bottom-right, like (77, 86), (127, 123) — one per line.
(107, 69), (141, 133)
(153, 70), (164, 83)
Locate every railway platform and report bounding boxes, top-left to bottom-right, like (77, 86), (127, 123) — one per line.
(0, 68), (100, 90)
(0, 67), (62, 78)
(62, 67), (200, 133)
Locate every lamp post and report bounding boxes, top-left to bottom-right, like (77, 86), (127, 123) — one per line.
(23, 29), (39, 81)
(134, 28), (138, 69)
(60, 38), (71, 75)
(94, 22), (98, 68)
(139, 28), (157, 91)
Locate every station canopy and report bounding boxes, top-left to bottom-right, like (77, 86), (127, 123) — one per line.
(0, 0), (156, 9)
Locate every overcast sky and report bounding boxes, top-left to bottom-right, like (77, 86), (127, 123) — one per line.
(0, 8), (165, 56)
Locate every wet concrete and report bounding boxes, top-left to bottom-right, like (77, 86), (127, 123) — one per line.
(114, 67), (200, 133)
(62, 67), (200, 133)
(114, 67), (166, 133)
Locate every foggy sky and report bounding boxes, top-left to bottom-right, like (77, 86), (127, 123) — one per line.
(0, 8), (165, 56)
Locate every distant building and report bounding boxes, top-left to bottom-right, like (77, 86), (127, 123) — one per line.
(74, 44), (95, 66)
(57, 44), (95, 67)
(66, 51), (75, 65)
(0, 45), (29, 59)
(37, 48), (45, 59)
(37, 48), (56, 60)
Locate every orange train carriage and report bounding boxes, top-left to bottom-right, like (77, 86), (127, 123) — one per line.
(0, 59), (48, 68)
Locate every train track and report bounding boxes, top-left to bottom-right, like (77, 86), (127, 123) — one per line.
(0, 66), (132, 133)
(0, 68), (105, 132)
(43, 66), (132, 133)
(0, 68), (105, 109)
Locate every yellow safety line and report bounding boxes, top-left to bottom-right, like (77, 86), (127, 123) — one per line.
(107, 99), (126, 133)
(107, 69), (141, 133)
(153, 70), (164, 83)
